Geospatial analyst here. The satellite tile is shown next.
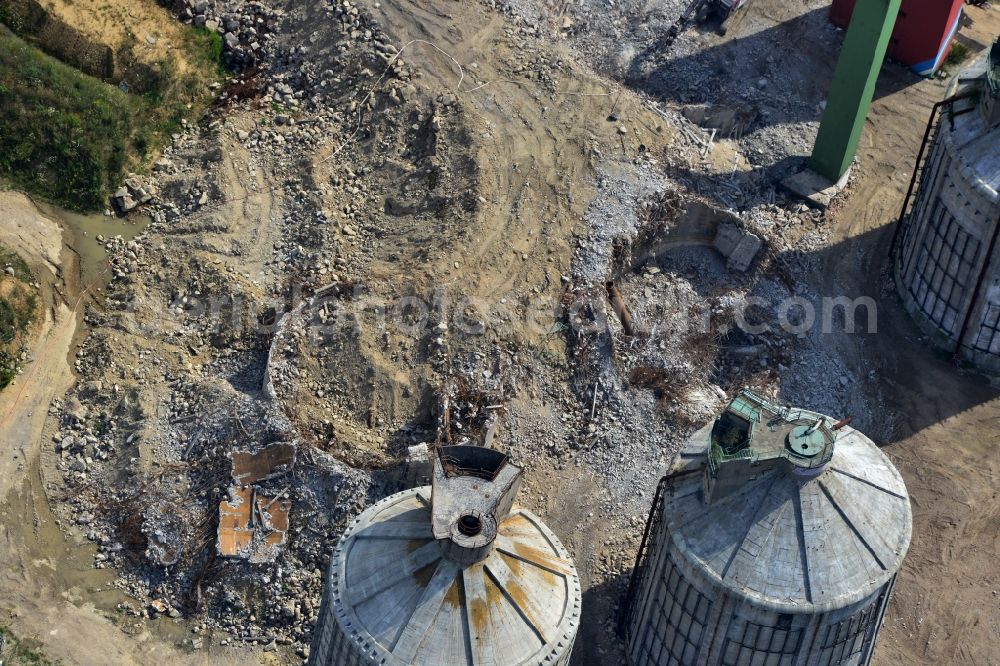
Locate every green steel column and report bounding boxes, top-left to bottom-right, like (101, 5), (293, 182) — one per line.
(809, 0), (902, 181)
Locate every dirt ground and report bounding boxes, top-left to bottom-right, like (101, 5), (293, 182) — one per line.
(28, 0), (212, 80)
(1, 0), (999, 665)
(817, 7), (1000, 663)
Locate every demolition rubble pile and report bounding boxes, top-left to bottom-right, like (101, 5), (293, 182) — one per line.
(49, 0), (881, 660)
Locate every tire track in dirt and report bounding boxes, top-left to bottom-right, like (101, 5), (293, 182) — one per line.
(364, 0), (664, 331)
(273, 0), (672, 461)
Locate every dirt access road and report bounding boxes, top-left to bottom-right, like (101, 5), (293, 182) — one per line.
(815, 5), (1000, 664)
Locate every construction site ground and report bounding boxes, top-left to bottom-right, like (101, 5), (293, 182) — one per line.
(0, 0), (998, 664)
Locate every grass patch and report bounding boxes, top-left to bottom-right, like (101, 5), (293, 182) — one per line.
(0, 26), (222, 211)
(187, 27), (224, 73)
(945, 40), (971, 68)
(0, 623), (59, 666)
(0, 245), (31, 280)
(0, 245), (38, 390)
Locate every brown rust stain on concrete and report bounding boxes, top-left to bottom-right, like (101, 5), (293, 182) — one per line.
(230, 442), (296, 485)
(217, 486), (291, 560)
(443, 579), (462, 608)
(499, 574), (547, 642)
(511, 542), (572, 578)
(410, 561), (438, 589)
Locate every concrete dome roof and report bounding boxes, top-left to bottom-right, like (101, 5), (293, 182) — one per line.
(665, 423), (912, 614)
(324, 486), (581, 665)
(943, 50), (1000, 202)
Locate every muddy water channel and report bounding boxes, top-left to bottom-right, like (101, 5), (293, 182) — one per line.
(34, 202), (151, 289)
(0, 197), (232, 663)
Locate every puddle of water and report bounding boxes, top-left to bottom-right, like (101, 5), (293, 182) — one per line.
(33, 202), (151, 291)
(1, 455), (217, 655)
(0, 455), (122, 620)
(0, 203), (207, 648)
(9, 461), (120, 599)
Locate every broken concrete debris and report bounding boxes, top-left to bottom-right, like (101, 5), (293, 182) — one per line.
(680, 103), (759, 139)
(780, 166), (852, 209)
(402, 443), (432, 488)
(214, 442), (299, 561)
(40, 0), (907, 660)
(111, 176), (156, 214)
(713, 222), (763, 272)
(142, 505), (185, 567)
(112, 187), (138, 214)
(230, 441), (297, 485)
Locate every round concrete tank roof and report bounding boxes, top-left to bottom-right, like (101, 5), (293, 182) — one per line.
(665, 422), (912, 614)
(324, 486), (581, 665)
(941, 53), (1000, 204)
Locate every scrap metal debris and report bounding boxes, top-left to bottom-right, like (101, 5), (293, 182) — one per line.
(217, 486), (291, 563)
(230, 441), (297, 485)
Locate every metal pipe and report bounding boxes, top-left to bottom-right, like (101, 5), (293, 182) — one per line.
(952, 209), (1000, 364)
(832, 416), (853, 430)
(606, 281), (636, 336)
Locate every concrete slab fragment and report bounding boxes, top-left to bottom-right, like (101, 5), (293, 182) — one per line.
(728, 232), (763, 272)
(217, 486), (291, 562)
(713, 222), (762, 272)
(780, 166), (851, 209)
(230, 441), (296, 485)
(713, 222), (743, 257)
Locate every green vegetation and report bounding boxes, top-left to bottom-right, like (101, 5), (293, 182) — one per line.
(0, 245), (31, 281)
(189, 27), (224, 70)
(0, 245), (38, 389)
(0, 623), (59, 666)
(0, 27), (222, 211)
(945, 40), (971, 68)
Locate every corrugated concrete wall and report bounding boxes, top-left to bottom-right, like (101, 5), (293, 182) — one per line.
(627, 511), (895, 666)
(897, 113), (1000, 372)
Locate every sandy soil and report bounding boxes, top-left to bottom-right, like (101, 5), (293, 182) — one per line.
(38, 0), (209, 78)
(0, 192), (71, 500)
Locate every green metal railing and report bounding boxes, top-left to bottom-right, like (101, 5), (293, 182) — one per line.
(708, 415), (835, 476)
(707, 442), (756, 475)
(987, 39), (999, 98)
(708, 435), (833, 475)
(708, 388), (839, 478)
